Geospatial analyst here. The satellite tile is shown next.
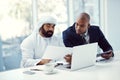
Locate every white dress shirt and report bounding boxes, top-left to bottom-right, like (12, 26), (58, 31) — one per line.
(80, 29), (90, 44)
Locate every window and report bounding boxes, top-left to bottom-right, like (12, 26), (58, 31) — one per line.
(73, 0), (100, 25)
(82, 0), (100, 25)
(37, 0), (68, 35)
(0, 0), (32, 70)
(0, 0), (100, 70)
(0, 0), (32, 40)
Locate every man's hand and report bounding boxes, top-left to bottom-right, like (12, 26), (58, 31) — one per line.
(64, 54), (72, 64)
(37, 59), (51, 65)
(101, 51), (113, 59)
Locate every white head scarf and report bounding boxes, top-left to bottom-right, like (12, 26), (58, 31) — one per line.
(33, 16), (57, 33)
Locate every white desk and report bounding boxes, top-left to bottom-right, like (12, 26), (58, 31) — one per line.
(0, 53), (120, 80)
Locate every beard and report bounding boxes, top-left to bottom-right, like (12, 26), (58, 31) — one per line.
(41, 27), (53, 37)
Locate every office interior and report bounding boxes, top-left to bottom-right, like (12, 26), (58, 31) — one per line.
(0, 0), (120, 72)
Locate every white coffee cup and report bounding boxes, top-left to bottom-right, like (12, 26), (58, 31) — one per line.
(44, 63), (55, 73)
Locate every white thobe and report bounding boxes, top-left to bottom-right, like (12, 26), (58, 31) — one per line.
(20, 33), (64, 67)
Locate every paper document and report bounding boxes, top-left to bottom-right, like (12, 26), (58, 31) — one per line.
(42, 46), (72, 60)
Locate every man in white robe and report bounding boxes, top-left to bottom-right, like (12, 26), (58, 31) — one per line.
(20, 16), (64, 67)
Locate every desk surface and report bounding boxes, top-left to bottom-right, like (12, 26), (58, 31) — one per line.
(0, 55), (120, 80)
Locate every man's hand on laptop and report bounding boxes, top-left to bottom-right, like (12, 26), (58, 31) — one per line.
(101, 50), (113, 59)
(64, 54), (72, 64)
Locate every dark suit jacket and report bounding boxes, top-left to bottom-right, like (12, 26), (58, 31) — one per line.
(63, 23), (113, 52)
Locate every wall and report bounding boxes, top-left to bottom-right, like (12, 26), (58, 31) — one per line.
(107, 0), (120, 51)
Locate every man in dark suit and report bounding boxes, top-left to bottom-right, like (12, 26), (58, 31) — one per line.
(63, 12), (114, 64)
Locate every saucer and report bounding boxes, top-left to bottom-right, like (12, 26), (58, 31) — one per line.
(44, 70), (58, 75)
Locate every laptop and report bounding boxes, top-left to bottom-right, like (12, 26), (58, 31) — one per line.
(56, 43), (97, 71)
